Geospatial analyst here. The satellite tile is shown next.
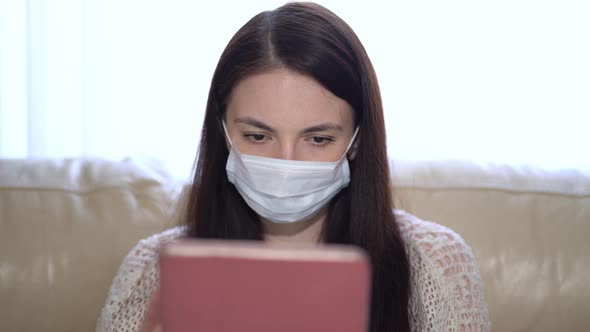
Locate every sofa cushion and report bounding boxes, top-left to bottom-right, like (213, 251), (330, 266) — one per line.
(1, 158), (588, 332)
(392, 160), (590, 332)
(0, 158), (181, 332)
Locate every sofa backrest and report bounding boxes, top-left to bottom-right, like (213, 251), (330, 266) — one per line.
(392, 160), (590, 331)
(1, 158), (588, 331)
(0, 158), (179, 332)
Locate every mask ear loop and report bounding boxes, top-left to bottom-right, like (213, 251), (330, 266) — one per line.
(341, 126), (360, 159)
(221, 121), (233, 147)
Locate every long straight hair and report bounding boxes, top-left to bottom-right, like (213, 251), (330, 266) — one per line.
(184, 2), (410, 331)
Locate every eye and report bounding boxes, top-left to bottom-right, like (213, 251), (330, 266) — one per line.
(244, 133), (268, 143)
(308, 136), (334, 146)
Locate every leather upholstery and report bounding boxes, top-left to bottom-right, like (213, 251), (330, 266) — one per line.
(0, 158), (588, 331)
(391, 160), (590, 331)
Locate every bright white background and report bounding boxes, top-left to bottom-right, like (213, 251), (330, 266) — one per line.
(1, 0), (589, 179)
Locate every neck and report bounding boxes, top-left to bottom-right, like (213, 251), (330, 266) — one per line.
(262, 207), (327, 245)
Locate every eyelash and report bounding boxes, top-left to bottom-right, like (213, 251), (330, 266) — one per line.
(243, 133), (267, 144)
(242, 134), (335, 147)
(307, 136), (334, 146)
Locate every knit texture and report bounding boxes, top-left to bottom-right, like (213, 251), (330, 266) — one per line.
(96, 210), (490, 331)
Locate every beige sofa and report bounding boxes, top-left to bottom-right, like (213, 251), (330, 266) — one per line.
(1, 158), (588, 331)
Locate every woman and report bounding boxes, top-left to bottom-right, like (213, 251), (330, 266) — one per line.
(97, 2), (490, 331)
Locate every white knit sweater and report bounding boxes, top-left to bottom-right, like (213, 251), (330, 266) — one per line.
(96, 210), (490, 331)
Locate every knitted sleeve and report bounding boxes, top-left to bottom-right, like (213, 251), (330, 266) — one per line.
(96, 227), (184, 332)
(396, 210), (491, 331)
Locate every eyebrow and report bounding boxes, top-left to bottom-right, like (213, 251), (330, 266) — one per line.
(301, 123), (343, 134)
(234, 117), (343, 134)
(234, 117), (276, 133)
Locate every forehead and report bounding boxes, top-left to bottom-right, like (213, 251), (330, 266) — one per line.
(226, 68), (353, 129)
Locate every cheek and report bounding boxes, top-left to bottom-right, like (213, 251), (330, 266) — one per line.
(235, 139), (347, 162)
(235, 140), (277, 158)
(296, 142), (349, 162)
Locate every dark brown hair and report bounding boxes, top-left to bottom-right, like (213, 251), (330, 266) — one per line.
(184, 2), (410, 331)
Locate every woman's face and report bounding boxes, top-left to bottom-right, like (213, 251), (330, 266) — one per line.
(225, 68), (356, 162)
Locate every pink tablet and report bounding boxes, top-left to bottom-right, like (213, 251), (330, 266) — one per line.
(159, 239), (371, 332)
